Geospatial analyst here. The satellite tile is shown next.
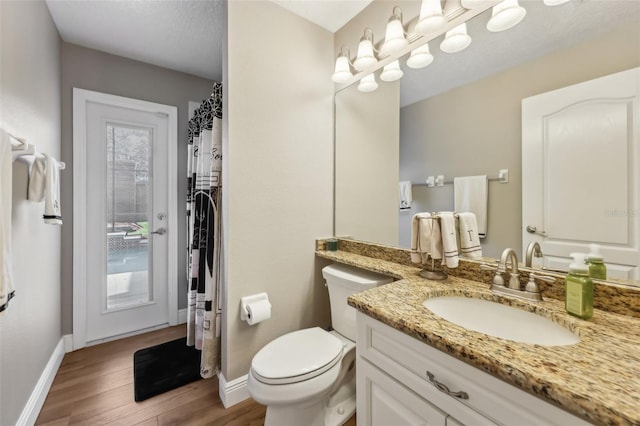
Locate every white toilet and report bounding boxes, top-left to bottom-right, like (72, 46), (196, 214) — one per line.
(247, 263), (392, 426)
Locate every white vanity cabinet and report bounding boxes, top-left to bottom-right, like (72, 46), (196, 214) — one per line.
(356, 312), (590, 426)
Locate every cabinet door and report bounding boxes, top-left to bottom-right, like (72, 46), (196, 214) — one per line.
(358, 357), (448, 426)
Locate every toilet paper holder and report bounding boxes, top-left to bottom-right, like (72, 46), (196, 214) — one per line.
(240, 292), (271, 322)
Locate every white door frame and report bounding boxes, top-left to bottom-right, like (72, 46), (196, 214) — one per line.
(73, 88), (178, 350)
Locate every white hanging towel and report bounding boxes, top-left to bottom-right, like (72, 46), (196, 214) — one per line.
(28, 156), (46, 201)
(438, 211), (459, 268)
(454, 175), (488, 238)
(458, 212), (483, 258)
(410, 213), (442, 265)
(399, 181), (412, 210)
(0, 129), (15, 312)
(43, 153), (62, 225)
(411, 213), (431, 263)
(427, 215), (443, 261)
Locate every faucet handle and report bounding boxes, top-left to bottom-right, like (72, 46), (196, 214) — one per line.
(525, 273), (556, 294)
(480, 263), (505, 286)
(528, 273), (556, 284)
(480, 263), (498, 271)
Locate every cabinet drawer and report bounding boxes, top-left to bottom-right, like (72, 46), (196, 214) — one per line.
(356, 312), (590, 425)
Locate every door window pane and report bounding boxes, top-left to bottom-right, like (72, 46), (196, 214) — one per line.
(106, 124), (152, 310)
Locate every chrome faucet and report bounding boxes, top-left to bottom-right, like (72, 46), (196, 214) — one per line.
(525, 241), (543, 267)
(481, 248), (552, 302)
(499, 248), (521, 290)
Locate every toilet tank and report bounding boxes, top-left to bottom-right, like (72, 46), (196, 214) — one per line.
(322, 263), (393, 341)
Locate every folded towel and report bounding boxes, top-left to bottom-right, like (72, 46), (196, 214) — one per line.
(454, 176), (488, 238)
(458, 212), (483, 258)
(28, 156), (46, 201)
(411, 213), (431, 263)
(438, 211), (458, 268)
(0, 129), (15, 312)
(399, 181), (412, 210)
(426, 215), (442, 261)
(43, 154), (62, 225)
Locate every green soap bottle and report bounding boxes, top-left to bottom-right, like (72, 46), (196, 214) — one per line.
(565, 253), (593, 320)
(586, 243), (607, 280)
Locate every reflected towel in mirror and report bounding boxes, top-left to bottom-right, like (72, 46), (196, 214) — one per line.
(454, 175), (488, 238)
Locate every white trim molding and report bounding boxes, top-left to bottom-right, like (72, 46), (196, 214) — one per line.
(178, 308), (188, 324)
(218, 373), (250, 408)
(16, 338), (65, 426)
(72, 88), (179, 350)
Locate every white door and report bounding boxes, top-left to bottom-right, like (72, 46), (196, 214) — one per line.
(522, 67), (640, 281)
(74, 89), (178, 347)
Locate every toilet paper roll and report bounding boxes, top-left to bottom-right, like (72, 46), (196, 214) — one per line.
(246, 299), (271, 325)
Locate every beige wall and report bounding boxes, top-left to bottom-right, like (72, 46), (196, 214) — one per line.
(334, 0), (405, 248)
(60, 43), (215, 334)
(335, 81), (400, 246)
(0, 1), (62, 424)
(400, 23), (640, 258)
(224, 1), (334, 380)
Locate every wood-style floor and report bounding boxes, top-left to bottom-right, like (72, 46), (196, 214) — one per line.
(35, 325), (357, 426)
(36, 326), (265, 425)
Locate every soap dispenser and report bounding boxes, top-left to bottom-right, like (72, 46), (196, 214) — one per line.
(565, 253), (593, 320)
(586, 244), (607, 280)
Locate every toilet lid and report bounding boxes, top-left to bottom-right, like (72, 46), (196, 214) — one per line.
(251, 327), (344, 385)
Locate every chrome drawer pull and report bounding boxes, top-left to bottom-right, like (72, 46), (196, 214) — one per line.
(426, 371), (469, 400)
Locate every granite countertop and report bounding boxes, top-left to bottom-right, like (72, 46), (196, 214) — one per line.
(316, 249), (640, 426)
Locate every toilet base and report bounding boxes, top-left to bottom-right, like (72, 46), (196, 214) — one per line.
(264, 372), (356, 426)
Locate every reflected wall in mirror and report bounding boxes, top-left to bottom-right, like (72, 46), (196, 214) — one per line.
(334, 0), (640, 286)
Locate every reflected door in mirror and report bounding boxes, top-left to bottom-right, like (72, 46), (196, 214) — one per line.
(522, 67), (640, 281)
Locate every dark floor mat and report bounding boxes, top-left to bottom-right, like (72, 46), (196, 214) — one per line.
(133, 337), (202, 402)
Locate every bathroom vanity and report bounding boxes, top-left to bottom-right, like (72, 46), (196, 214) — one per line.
(316, 239), (640, 425)
(356, 313), (587, 425)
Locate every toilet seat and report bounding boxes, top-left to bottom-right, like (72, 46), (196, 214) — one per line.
(251, 327), (344, 385)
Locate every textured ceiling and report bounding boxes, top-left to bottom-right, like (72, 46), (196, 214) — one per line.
(44, 0), (640, 102)
(271, 0), (374, 32)
(45, 0), (224, 81)
(397, 0), (640, 106)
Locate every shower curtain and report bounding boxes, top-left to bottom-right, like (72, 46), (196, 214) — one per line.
(186, 82), (222, 378)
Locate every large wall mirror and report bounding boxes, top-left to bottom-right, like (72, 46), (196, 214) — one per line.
(335, 0), (640, 286)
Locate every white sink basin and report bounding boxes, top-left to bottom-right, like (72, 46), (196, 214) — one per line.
(422, 296), (580, 346)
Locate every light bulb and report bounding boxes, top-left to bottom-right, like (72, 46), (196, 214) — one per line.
(415, 0), (445, 35)
(407, 43), (434, 69)
(543, 0), (570, 5)
(331, 55), (352, 84)
(440, 23), (472, 53)
(380, 8), (408, 56)
(358, 74), (378, 92)
(380, 60), (403, 82)
(487, 0), (527, 32)
(353, 37), (377, 71)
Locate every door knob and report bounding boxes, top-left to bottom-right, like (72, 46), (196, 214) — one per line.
(526, 225), (546, 236)
(150, 227), (166, 235)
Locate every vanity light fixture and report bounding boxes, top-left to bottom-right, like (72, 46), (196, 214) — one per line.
(357, 73), (379, 92)
(380, 60), (404, 82)
(440, 22), (472, 53)
(380, 7), (409, 56)
(460, 0), (495, 9)
(415, 0), (446, 35)
(486, 0), (527, 32)
(331, 47), (353, 84)
(353, 28), (378, 71)
(543, 0), (570, 5)
(406, 42), (434, 69)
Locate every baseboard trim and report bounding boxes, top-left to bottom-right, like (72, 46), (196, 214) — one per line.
(63, 334), (74, 353)
(218, 372), (249, 408)
(178, 308), (187, 324)
(16, 337), (65, 426)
